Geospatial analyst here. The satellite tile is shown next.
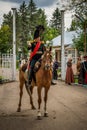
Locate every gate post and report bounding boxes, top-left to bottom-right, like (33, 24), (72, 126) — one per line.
(61, 10), (65, 80)
(12, 8), (16, 80)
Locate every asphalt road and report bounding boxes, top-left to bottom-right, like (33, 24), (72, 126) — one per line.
(0, 79), (87, 130)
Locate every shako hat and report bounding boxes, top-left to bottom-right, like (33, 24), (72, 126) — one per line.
(34, 25), (45, 39)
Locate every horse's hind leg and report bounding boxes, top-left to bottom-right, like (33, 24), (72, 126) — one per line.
(44, 88), (49, 117)
(17, 81), (24, 112)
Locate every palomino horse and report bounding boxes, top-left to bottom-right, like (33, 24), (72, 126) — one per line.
(17, 48), (52, 118)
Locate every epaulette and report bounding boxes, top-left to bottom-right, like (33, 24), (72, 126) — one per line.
(28, 40), (45, 44)
(41, 41), (45, 44)
(29, 40), (35, 44)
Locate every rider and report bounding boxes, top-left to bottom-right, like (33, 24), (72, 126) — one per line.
(26, 25), (45, 87)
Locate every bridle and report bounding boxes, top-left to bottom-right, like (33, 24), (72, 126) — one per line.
(41, 50), (52, 71)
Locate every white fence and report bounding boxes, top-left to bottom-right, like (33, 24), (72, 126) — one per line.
(0, 53), (14, 82)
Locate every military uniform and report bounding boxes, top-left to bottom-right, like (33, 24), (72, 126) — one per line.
(27, 41), (45, 84)
(27, 25), (45, 86)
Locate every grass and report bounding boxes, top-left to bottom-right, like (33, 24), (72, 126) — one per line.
(74, 75), (78, 84)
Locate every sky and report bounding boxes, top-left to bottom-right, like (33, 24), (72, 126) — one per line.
(0, 0), (73, 30)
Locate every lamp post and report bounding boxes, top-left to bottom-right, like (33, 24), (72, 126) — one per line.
(11, 8), (16, 80)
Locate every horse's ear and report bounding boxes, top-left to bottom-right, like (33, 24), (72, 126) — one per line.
(49, 46), (52, 52)
(43, 46), (46, 52)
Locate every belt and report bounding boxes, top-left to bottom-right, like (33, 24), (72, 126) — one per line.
(36, 51), (43, 54)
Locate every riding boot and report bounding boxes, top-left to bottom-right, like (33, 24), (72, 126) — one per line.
(27, 67), (33, 88)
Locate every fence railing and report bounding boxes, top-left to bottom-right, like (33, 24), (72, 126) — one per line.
(0, 53), (14, 83)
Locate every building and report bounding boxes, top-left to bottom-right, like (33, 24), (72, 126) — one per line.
(52, 31), (78, 64)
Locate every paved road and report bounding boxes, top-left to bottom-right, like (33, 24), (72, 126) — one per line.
(0, 79), (87, 130)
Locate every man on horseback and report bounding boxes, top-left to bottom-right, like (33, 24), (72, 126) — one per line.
(26, 25), (45, 88)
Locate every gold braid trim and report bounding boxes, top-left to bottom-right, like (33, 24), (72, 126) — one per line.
(29, 40), (45, 44)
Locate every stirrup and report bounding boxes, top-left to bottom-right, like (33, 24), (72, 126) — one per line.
(25, 81), (31, 88)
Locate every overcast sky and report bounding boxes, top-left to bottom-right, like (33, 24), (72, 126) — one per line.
(0, 0), (72, 29)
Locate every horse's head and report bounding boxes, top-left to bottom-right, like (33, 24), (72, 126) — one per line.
(41, 47), (52, 71)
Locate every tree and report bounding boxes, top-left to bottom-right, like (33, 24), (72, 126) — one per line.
(44, 27), (59, 42)
(73, 32), (84, 52)
(2, 11), (13, 45)
(50, 8), (61, 34)
(1, 0), (58, 57)
(67, 19), (78, 31)
(18, 1), (29, 57)
(27, 0), (38, 36)
(36, 9), (47, 28)
(70, 0), (87, 54)
(0, 25), (11, 53)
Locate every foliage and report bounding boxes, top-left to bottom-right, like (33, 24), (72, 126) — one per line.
(68, 19), (78, 31)
(44, 27), (59, 42)
(73, 32), (84, 52)
(0, 0), (61, 58)
(0, 25), (11, 53)
(27, 0), (38, 35)
(1, 0), (48, 58)
(50, 7), (61, 34)
(18, 1), (29, 57)
(70, 0), (87, 53)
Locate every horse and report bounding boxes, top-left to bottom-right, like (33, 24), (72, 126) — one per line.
(17, 47), (52, 119)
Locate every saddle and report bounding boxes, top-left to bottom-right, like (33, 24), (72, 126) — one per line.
(21, 59), (41, 84)
(34, 61), (41, 72)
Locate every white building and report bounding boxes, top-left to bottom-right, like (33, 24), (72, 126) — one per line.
(52, 31), (79, 63)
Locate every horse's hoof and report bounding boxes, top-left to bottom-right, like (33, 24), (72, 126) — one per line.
(37, 112), (42, 120)
(37, 115), (42, 120)
(17, 108), (21, 112)
(32, 106), (36, 110)
(44, 112), (48, 117)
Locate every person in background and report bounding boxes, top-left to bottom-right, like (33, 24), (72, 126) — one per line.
(76, 57), (82, 84)
(49, 53), (57, 85)
(65, 58), (74, 85)
(53, 58), (59, 80)
(81, 55), (87, 85)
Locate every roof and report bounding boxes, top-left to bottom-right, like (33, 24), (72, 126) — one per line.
(52, 31), (78, 47)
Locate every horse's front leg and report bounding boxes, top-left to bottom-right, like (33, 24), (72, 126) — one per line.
(17, 81), (24, 112)
(44, 87), (49, 117)
(25, 83), (36, 110)
(37, 87), (42, 119)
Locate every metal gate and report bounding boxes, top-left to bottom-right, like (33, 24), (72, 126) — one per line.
(0, 53), (13, 82)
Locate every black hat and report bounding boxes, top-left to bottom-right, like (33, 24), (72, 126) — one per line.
(36, 25), (45, 31)
(34, 25), (45, 39)
(34, 30), (39, 39)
